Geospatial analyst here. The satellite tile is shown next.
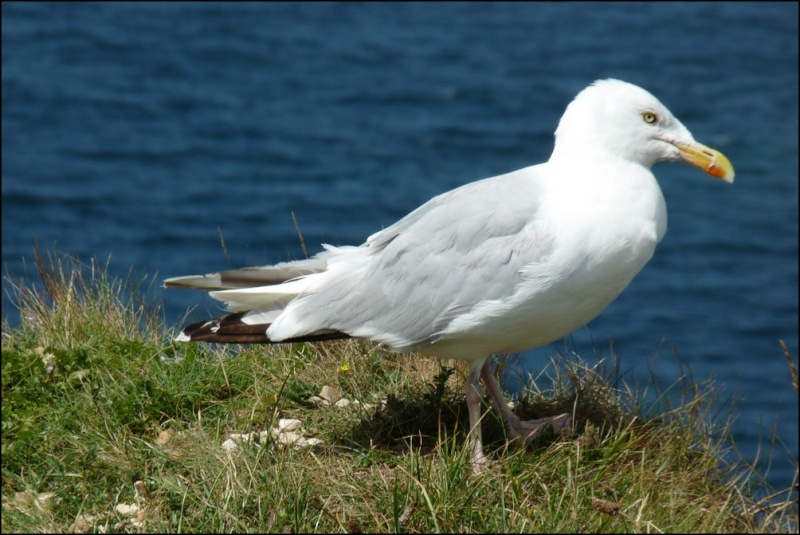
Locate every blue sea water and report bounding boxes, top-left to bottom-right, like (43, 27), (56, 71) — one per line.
(2, 2), (798, 493)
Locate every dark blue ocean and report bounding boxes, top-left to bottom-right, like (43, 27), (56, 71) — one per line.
(3, 2), (797, 493)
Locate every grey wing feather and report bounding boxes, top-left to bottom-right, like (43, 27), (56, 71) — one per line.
(164, 257), (328, 290)
(279, 166), (552, 351)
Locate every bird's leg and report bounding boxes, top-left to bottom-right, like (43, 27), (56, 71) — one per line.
(480, 361), (572, 444)
(466, 361), (490, 474)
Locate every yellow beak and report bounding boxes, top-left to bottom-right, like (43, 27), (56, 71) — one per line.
(675, 141), (735, 183)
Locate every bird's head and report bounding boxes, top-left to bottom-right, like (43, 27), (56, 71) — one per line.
(552, 79), (734, 183)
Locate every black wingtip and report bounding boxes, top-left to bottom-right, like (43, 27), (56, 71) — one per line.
(176, 312), (351, 345)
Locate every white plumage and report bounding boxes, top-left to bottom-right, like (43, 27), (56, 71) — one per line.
(166, 79), (734, 472)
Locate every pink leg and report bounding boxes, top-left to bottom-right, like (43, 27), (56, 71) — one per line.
(480, 361), (571, 443)
(466, 360), (490, 474)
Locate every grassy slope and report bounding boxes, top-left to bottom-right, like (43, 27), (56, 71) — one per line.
(2, 252), (797, 533)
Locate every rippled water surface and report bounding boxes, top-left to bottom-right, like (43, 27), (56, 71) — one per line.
(3, 2), (797, 491)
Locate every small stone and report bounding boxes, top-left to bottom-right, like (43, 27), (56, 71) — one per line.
(115, 503), (139, 517)
(13, 490), (57, 511)
(13, 490), (35, 506)
(35, 492), (56, 510)
(318, 385), (342, 404)
(276, 431), (305, 446)
(277, 418), (303, 432)
(72, 513), (97, 533)
(155, 429), (175, 446)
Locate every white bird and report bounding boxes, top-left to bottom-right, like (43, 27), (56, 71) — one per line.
(165, 79), (734, 473)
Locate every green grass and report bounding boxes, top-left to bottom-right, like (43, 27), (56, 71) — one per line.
(2, 251), (797, 533)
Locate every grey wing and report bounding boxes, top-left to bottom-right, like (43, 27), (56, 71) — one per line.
(279, 166), (554, 351)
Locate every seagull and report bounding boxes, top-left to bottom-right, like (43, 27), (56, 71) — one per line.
(165, 79), (734, 473)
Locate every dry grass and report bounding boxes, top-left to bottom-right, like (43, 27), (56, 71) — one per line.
(2, 251), (797, 533)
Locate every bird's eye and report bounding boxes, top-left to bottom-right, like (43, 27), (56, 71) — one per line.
(642, 111), (659, 125)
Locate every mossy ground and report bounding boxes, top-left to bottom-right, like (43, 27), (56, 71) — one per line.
(2, 252), (797, 532)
